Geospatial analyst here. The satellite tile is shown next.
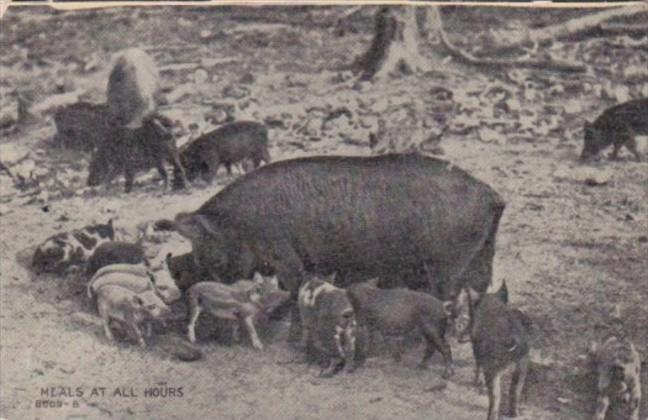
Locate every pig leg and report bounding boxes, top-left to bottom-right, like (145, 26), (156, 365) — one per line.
(202, 164), (217, 185)
(593, 393), (610, 420)
(320, 358), (344, 378)
(232, 319), (241, 343)
(156, 164), (168, 190)
(168, 149), (187, 190)
(266, 248), (304, 342)
(126, 320), (146, 348)
(420, 321), (454, 378)
(342, 325), (357, 374)
(187, 303), (202, 343)
(102, 317), (115, 342)
(389, 337), (404, 362)
(628, 374), (641, 420)
(242, 315), (263, 350)
(508, 354), (529, 417)
(474, 363), (484, 390)
(625, 137), (642, 162)
(124, 168), (135, 193)
(484, 369), (502, 420)
(610, 142), (622, 160)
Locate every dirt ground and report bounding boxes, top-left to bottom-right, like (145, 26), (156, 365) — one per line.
(1, 5), (647, 420)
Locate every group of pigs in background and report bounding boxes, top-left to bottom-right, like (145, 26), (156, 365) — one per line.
(54, 48), (271, 193)
(34, 46), (645, 420)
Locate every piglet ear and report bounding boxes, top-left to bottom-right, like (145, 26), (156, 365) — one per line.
(175, 213), (220, 240)
(366, 277), (380, 287)
(132, 295), (144, 306)
(252, 272), (264, 284)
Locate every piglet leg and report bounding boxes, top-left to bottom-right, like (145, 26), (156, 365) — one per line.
(242, 316), (263, 350)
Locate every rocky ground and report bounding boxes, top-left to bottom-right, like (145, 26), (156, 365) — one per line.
(1, 5), (647, 420)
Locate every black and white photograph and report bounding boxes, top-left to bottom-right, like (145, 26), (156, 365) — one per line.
(0, 2), (647, 419)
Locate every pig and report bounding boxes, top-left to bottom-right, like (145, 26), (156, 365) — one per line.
(155, 154), (505, 341)
(298, 273), (358, 377)
(95, 285), (170, 348)
(53, 102), (111, 152)
(32, 219), (115, 275)
(106, 48), (159, 129)
(87, 113), (188, 192)
(179, 121), (270, 182)
(456, 281), (530, 420)
(581, 98), (647, 162)
(346, 278), (454, 378)
(85, 241), (148, 278)
(186, 273), (287, 350)
(88, 263), (181, 305)
(588, 312), (642, 420)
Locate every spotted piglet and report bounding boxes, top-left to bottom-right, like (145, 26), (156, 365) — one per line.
(298, 273), (358, 377)
(32, 220), (115, 275)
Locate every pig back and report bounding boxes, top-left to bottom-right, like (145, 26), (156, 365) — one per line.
(197, 154), (504, 288)
(88, 264), (154, 298)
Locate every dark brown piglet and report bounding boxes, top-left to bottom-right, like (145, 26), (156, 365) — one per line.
(87, 114), (187, 192)
(180, 121), (270, 182)
(85, 241), (148, 278)
(458, 281), (530, 420)
(581, 98), (647, 162)
(346, 278), (454, 379)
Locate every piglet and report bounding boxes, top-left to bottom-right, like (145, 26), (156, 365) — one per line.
(298, 273), (358, 377)
(347, 278), (454, 378)
(457, 281), (531, 420)
(186, 273), (285, 350)
(96, 285), (170, 348)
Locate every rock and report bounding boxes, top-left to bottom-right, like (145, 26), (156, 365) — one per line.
(207, 109), (229, 125)
(239, 73), (255, 85)
(478, 127), (500, 144)
(285, 74), (309, 88)
(157, 335), (203, 362)
(166, 84), (196, 104)
(223, 84), (249, 99)
(193, 68), (209, 85)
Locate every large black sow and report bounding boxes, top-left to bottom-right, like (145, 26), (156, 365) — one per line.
(158, 154), (505, 339)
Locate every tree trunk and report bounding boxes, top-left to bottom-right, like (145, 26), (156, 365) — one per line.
(355, 6), (584, 82)
(355, 7), (433, 81)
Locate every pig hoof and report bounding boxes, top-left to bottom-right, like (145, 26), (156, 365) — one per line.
(442, 369), (455, 379)
(417, 363), (428, 370)
(138, 340), (147, 348)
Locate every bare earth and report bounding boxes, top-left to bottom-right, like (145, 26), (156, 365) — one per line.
(1, 6), (647, 420)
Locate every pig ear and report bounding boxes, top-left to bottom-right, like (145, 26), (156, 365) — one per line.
(252, 272), (264, 284)
(467, 287), (480, 303)
(132, 295), (144, 307)
(174, 213), (220, 240)
(165, 252), (173, 263)
(107, 218), (114, 229)
(495, 280), (509, 304)
(327, 272), (337, 283)
(583, 120), (590, 130)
